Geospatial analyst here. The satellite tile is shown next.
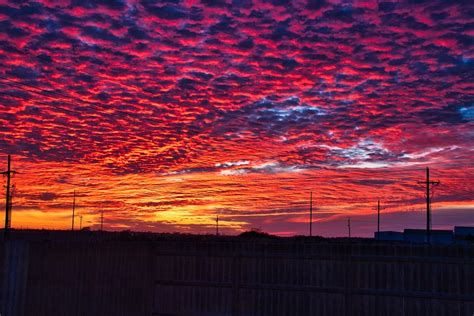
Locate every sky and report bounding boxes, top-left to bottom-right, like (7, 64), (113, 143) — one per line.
(0, 0), (473, 237)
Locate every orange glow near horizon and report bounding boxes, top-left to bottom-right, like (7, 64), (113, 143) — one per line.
(2, 156), (473, 237)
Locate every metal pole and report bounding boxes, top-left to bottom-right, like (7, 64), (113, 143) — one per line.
(4, 155), (11, 238)
(309, 191), (313, 237)
(417, 167), (439, 244)
(7, 186), (14, 229)
(348, 217), (351, 238)
(377, 199), (380, 235)
(71, 190), (76, 231)
(426, 167), (430, 244)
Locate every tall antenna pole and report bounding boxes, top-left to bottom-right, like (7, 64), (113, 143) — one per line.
(417, 167), (440, 244)
(373, 200), (386, 239)
(426, 168), (430, 242)
(377, 199), (380, 235)
(216, 215), (219, 236)
(2, 155), (16, 239)
(347, 217), (351, 238)
(309, 191), (313, 237)
(100, 210), (104, 232)
(71, 190), (76, 231)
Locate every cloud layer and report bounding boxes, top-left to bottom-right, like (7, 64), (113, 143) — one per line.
(0, 0), (473, 235)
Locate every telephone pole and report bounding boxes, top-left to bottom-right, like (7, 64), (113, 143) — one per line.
(100, 210), (104, 232)
(2, 155), (16, 239)
(216, 215), (219, 236)
(71, 190), (76, 231)
(376, 199), (383, 236)
(7, 185), (15, 229)
(347, 217), (351, 238)
(417, 167), (440, 244)
(309, 191), (313, 237)
(377, 200), (380, 234)
(79, 215), (83, 230)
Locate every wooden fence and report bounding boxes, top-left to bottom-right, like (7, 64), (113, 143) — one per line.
(1, 239), (473, 316)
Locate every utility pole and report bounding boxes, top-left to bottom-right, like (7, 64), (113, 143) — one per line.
(347, 217), (351, 238)
(309, 191), (313, 237)
(100, 210), (104, 232)
(79, 216), (83, 230)
(377, 200), (380, 235)
(373, 200), (386, 239)
(417, 167), (440, 244)
(7, 185), (15, 229)
(71, 190), (76, 231)
(216, 215), (219, 236)
(2, 155), (16, 239)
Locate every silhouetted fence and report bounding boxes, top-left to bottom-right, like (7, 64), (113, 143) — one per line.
(1, 239), (473, 316)
(152, 241), (474, 316)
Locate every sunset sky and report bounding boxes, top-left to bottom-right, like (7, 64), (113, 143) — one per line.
(0, 0), (473, 237)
